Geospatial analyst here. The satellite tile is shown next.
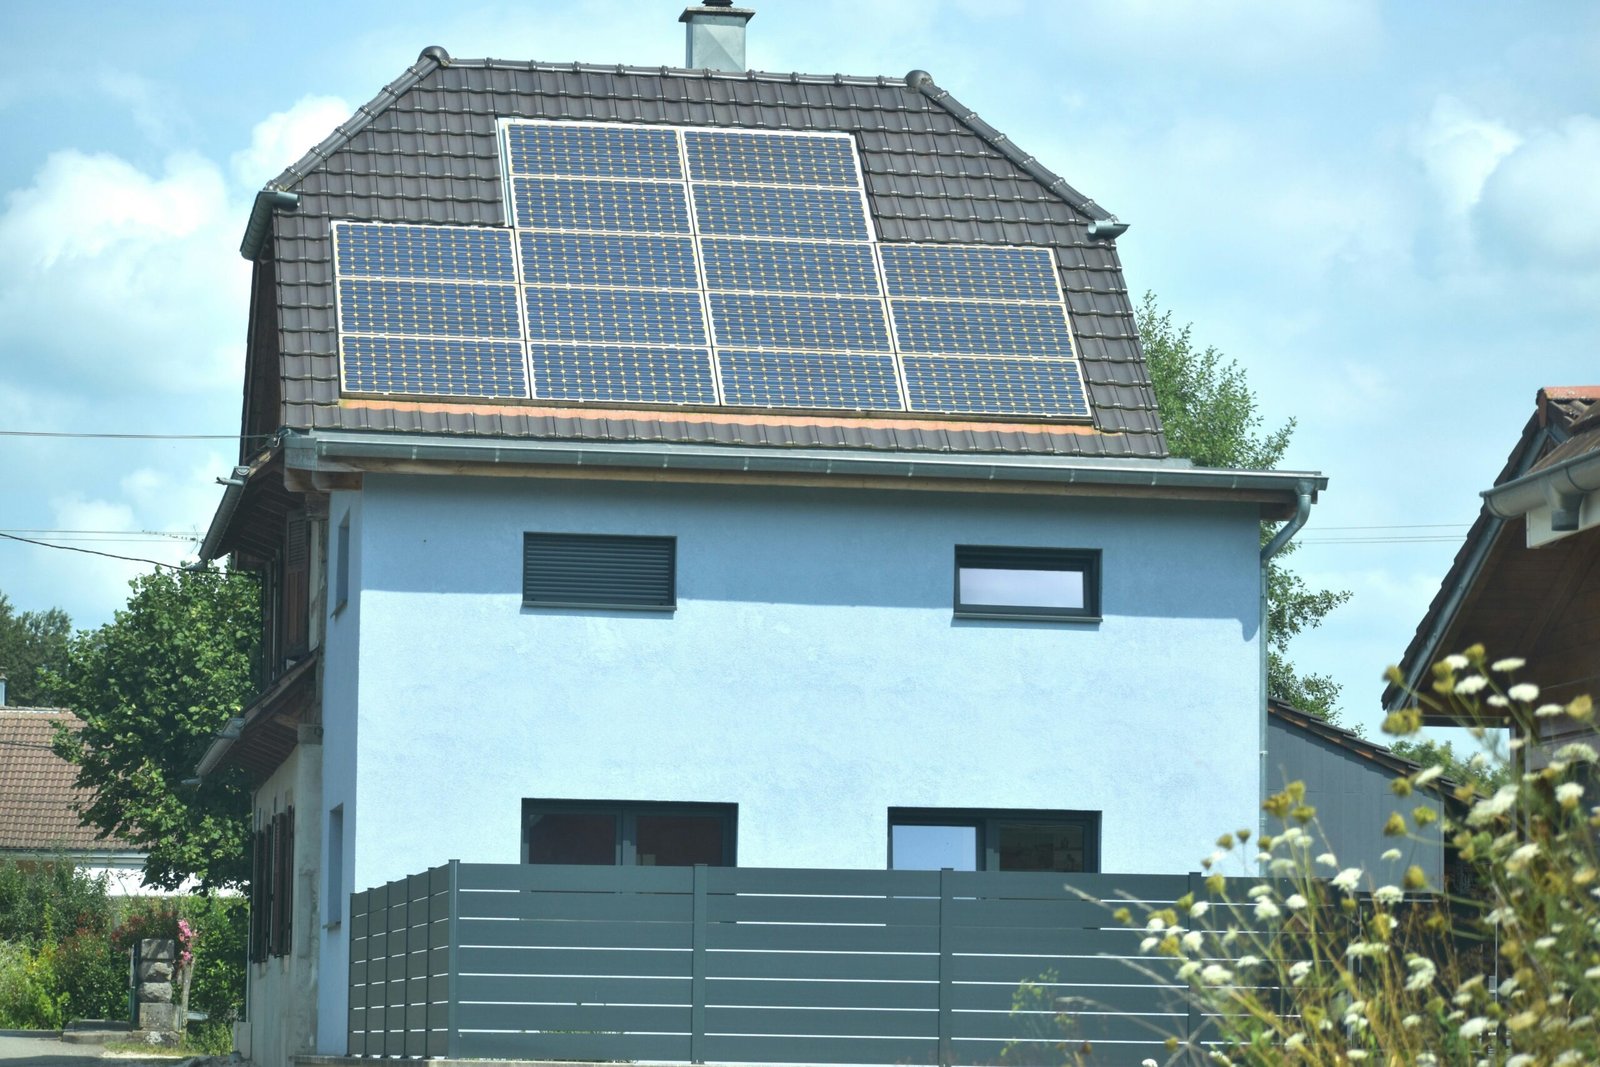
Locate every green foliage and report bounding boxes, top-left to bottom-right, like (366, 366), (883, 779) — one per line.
(1390, 736), (1509, 793)
(0, 591), (71, 708)
(0, 941), (68, 1030)
(1137, 292), (1351, 722)
(116, 895), (246, 1035)
(50, 566), (260, 891)
(54, 930), (127, 1021)
(0, 859), (113, 946)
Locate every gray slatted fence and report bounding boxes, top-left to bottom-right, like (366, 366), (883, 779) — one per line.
(349, 862), (1204, 1066)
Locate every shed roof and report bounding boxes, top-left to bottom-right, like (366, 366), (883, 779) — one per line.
(0, 708), (136, 854)
(246, 49), (1165, 459)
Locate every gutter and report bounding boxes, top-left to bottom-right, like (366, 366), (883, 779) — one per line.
(1257, 485), (1316, 847)
(239, 190), (299, 261)
(284, 431), (1328, 499)
(1482, 444), (1600, 528)
(196, 717), (245, 778)
(197, 465), (254, 563)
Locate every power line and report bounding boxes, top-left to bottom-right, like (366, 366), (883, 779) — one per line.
(0, 531), (182, 569)
(1310, 523), (1472, 531)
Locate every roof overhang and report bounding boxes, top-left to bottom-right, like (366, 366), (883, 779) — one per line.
(1483, 445), (1600, 547)
(194, 653), (319, 783)
(199, 448), (297, 563)
(282, 429), (1325, 517)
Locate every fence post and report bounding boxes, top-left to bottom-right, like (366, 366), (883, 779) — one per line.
(938, 868), (954, 1067)
(446, 860), (461, 1059)
(691, 863), (708, 1064)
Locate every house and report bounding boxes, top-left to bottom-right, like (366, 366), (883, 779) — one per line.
(196, 8), (1326, 1065)
(1385, 386), (1600, 768)
(0, 689), (147, 893)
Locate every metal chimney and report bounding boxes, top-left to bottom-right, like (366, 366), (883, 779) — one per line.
(680, 0), (755, 72)
(0, 675), (7, 707)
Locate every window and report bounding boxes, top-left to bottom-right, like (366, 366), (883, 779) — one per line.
(953, 545), (1100, 620)
(249, 807), (295, 961)
(325, 805), (344, 926)
(523, 533), (675, 610)
(523, 801), (735, 866)
(888, 808), (1099, 872)
(334, 515), (350, 614)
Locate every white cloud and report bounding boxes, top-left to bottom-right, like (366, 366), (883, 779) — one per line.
(1066, 0), (1383, 73)
(231, 94), (352, 189)
(1413, 95), (1521, 216)
(1477, 114), (1600, 267)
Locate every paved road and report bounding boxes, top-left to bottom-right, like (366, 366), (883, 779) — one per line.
(0, 1033), (176, 1067)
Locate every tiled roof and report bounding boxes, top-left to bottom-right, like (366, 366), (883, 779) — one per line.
(1385, 387), (1599, 709)
(251, 50), (1166, 459)
(0, 708), (135, 854)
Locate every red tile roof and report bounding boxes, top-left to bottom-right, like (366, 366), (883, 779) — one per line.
(0, 708), (136, 853)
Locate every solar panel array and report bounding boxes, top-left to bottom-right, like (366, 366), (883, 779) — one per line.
(332, 120), (1091, 419)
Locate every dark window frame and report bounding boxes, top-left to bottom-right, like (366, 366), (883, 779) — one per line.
(953, 545), (1101, 621)
(887, 807), (1101, 873)
(521, 799), (737, 867)
(522, 532), (677, 612)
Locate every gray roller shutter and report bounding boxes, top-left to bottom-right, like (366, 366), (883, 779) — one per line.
(523, 533), (676, 610)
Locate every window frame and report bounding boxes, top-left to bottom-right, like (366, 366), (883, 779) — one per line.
(887, 807), (1101, 873)
(522, 532), (677, 612)
(521, 799), (737, 867)
(952, 545), (1101, 622)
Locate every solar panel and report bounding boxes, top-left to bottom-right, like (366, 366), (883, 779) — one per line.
(719, 350), (901, 410)
(684, 130), (858, 187)
(336, 223), (515, 282)
(506, 123), (682, 180)
(892, 300), (1074, 358)
(342, 337), (527, 398)
(512, 178), (691, 233)
(692, 185), (870, 242)
(880, 244), (1060, 302)
(339, 279), (522, 339)
(518, 232), (698, 290)
(903, 356), (1090, 417)
(700, 238), (879, 295)
(529, 344), (717, 405)
(524, 288), (706, 346)
(709, 293), (891, 352)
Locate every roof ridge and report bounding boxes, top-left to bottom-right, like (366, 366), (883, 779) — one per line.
(902, 70), (1122, 234)
(461, 56), (901, 87)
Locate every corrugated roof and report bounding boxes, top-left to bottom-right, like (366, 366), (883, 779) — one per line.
(0, 708), (136, 854)
(249, 50), (1166, 459)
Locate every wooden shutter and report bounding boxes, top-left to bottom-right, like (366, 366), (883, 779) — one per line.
(283, 514), (309, 656)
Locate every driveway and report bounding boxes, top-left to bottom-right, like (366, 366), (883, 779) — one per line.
(0, 1033), (174, 1067)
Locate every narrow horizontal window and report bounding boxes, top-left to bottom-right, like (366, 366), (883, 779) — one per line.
(523, 532), (675, 610)
(888, 808), (1099, 873)
(954, 545), (1099, 620)
(523, 800), (736, 867)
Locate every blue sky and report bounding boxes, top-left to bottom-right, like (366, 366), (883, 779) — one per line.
(1, 1), (1596, 735)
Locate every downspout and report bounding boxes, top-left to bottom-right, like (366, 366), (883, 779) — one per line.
(1259, 484), (1315, 847)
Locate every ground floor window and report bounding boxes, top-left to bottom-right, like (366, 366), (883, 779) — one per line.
(523, 800), (736, 867)
(888, 808), (1099, 872)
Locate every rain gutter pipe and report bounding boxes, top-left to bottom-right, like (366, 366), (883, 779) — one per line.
(240, 190), (299, 260)
(1258, 483), (1317, 849)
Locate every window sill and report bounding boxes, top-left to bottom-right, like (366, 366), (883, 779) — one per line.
(954, 612), (1102, 624)
(522, 601), (676, 612)
(323, 919), (342, 931)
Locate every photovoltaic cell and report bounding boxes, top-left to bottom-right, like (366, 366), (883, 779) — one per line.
(903, 356), (1089, 417)
(342, 336), (528, 398)
(517, 232), (698, 290)
(339, 280), (522, 339)
(719, 350), (902, 410)
(512, 178), (690, 233)
(892, 300), (1074, 358)
(336, 223), (515, 282)
(709, 293), (891, 352)
(529, 344), (717, 405)
(700, 238), (879, 295)
(684, 130), (858, 187)
(880, 244), (1060, 302)
(506, 123), (682, 180)
(524, 288), (706, 346)
(692, 185), (869, 242)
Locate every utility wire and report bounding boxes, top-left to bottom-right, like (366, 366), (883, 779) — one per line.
(0, 531), (182, 569)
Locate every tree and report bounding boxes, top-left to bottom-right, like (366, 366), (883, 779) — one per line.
(1389, 736), (1508, 792)
(51, 566), (260, 890)
(1136, 292), (1351, 722)
(0, 592), (71, 707)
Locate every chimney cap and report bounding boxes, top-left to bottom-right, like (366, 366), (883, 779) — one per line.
(679, 3), (755, 24)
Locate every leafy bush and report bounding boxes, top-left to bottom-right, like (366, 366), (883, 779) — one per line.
(0, 941), (67, 1030)
(0, 858), (113, 945)
(1111, 647), (1600, 1064)
(55, 930), (126, 1021)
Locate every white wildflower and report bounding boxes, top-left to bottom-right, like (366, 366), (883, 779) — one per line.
(1380, 847), (1401, 862)
(1466, 784), (1519, 826)
(1534, 936), (1557, 951)
(1144, 915), (1167, 933)
(1345, 941), (1388, 959)
(1332, 868), (1363, 892)
(1557, 781), (1585, 807)
(1200, 963), (1232, 985)
(1237, 954), (1261, 968)
(1491, 657), (1526, 672)
(1485, 906), (1516, 927)
(1454, 674), (1488, 695)
(1402, 1014), (1422, 1029)
(1405, 956), (1437, 992)
(1286, 893), (1308, 910)
(1508, 682), (1540, 702)
(1506, 842), (1540, 872)
(1414, 765), (1443, 786)
(1459, 1017), (1490, 1039)
(1177, 960), (1201, 981)
(1247, 883), (1273, 899)
(1444, 654), (1470, 670)
(1373, 885), (1403, 905)
(1142, 1060), (1158, 1067)
(1269, 857), (1297, 875)
(1557, 1053), (1586, 1067)
(1140, 936), (1159, 953)
(1189, 900), (1209, 918)
(1487, 695), (1509, 708)
(1256, 851), (1271, 863)
(1181, 930), (1204, 953)
(1507, 1056), (1535, 1067)
(1289, 960), (1313, 981)
(1315, 852), (1338, 868)
(1535, 703), (1565, 718)
(1284, 1033), (1306, 1050)
(1556, 742), (1599, 762)
(1254, 898), (1281, 920)
(1347, 1051), (1368, 1061)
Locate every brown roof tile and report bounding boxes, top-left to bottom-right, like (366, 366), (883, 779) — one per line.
(0, 709), (136, 854)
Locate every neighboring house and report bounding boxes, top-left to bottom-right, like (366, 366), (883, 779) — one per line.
(197, 9), (1325, 1066)
(1266, 699), (1459, 892)
(0, 697), (147, 893)
(1386, 386), (1600, 768)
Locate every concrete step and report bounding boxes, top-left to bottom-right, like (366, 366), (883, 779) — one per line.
(62, 1020), (134, 1045)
